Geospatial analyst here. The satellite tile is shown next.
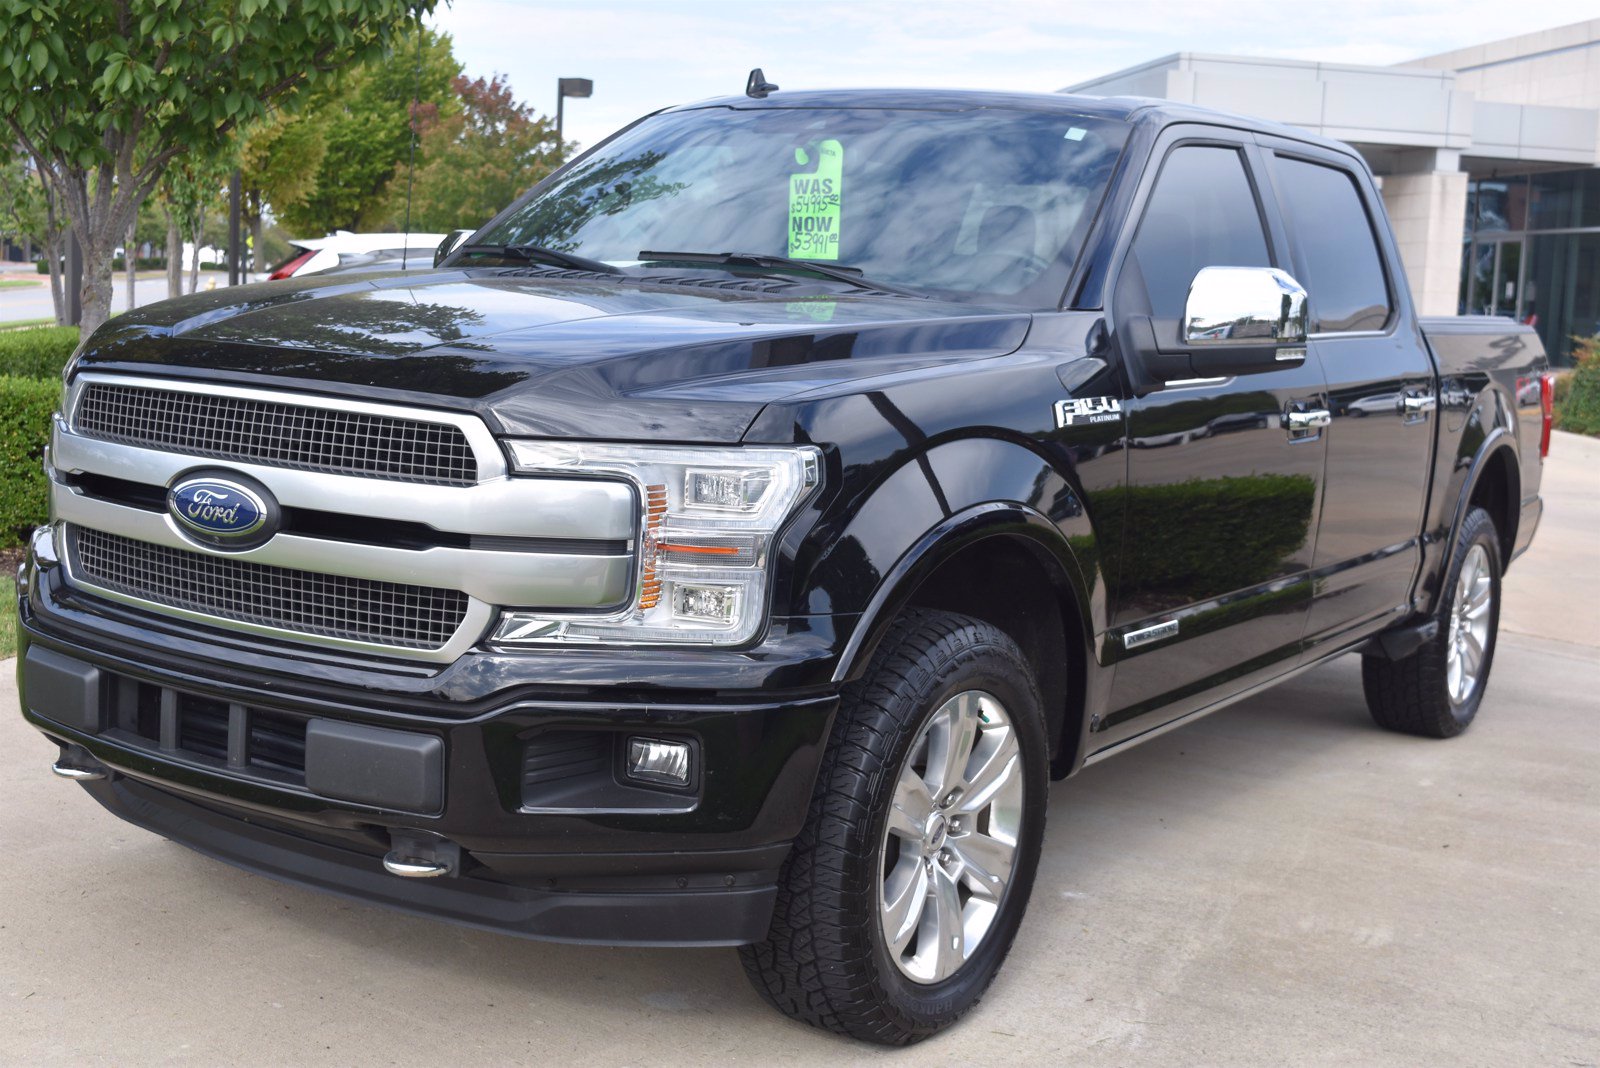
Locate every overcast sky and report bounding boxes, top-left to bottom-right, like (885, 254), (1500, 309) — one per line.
(430, 0), (1596, 150)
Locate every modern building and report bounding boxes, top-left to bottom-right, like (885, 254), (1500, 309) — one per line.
(1065, 19), (1600, 365)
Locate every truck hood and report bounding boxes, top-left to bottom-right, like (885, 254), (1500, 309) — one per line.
(75, 269), (1032, 443)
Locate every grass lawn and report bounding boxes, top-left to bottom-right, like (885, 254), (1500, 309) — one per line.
(0, 576), (14, 659)
(0, 279), (41, 290)
(0, 316), (57, 330)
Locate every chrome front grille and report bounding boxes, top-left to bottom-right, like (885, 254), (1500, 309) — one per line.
(50, 374), (637, 662)
(69, 526), (470, 651)
(75, 381), (478, 486)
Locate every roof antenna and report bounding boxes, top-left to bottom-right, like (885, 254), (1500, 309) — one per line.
(401, 5), (424, 269)
(745, 68), (779, 99)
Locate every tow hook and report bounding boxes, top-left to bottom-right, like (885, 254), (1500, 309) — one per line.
(51, 762), (107, 781)
(51, 745), (107, 781)
(382, 830), (460, 879)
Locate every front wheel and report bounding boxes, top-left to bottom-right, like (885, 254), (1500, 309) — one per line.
(1363, 506), (1502, 738)
(739, 608), (1049, 1045)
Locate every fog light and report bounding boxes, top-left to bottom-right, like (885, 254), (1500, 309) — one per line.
(626, 737), (693, 787)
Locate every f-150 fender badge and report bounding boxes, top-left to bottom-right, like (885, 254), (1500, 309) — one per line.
(1054, 396), (1122, 428)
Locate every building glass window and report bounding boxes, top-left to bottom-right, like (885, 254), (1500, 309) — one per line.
(1529, 170), (1600, 231)
(1461, 168), (1600, 366)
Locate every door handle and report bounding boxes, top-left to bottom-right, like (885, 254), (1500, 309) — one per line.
(1400, 393), (1437, 415)
(1283, 409), (1331, 431)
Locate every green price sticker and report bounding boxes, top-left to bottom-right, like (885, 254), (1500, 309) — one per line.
(788, 139), (843, 261)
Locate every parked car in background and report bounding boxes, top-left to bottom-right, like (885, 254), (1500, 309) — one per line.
(265, 231), (449, 279)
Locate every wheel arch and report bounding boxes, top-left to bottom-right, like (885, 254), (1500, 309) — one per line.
(1450, 428), (1522, 572)
(824, 499), (1103, 781)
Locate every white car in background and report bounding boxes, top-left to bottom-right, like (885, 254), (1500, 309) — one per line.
(265, 231), (449, 280)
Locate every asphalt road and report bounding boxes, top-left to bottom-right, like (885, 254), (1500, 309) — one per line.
(2, 434), (1596, 1066)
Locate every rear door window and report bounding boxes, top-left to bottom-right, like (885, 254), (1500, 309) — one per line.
(1272, 156), (1392, 333)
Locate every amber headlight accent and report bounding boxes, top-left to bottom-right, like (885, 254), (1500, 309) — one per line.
(494, 442), (821, 646)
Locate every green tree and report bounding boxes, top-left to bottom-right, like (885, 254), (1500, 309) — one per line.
(0, 0), (437, 336)
(0, 152), (64, 321)
(274, 27), (460, 236)
(239, 109), (329, 270)
(0, 152), (45, 248)
(158, 146), (236, 297)
(375, 74), (561, 233)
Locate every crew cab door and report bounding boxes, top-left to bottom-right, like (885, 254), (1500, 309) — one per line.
(1098, 131), (1329, 746)
(1259, 141), (1437, 653)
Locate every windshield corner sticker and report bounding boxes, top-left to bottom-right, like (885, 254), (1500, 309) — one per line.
(786, 299), (838, 322)
(1054, 396), (1121, 428)
(788, 139), (843, 261)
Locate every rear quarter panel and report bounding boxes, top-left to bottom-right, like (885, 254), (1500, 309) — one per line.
(1416, 316), (1547, 612)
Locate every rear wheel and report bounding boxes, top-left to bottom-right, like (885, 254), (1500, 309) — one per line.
(739, 608), (1049, 1044)
(1363, 506), (1501, 738)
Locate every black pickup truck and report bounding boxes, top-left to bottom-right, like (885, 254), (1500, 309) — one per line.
(15, 87), (1552, 1044)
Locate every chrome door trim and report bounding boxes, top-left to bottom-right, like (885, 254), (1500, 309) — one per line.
(1401, 394), (1438, 414)
(1283, 409), (1332, 431)
(1163, 376), (1232, 390)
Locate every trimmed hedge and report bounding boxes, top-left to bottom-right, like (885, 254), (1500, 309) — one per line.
(0, 325), (79, 379)
(1, 374), (60, 549)
(1554, 341), (1600, 437)
(36, 257), (167, 273)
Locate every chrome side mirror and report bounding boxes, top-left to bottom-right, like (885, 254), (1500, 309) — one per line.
(434, 229), (475, 268)
(1184, 266), (1308, 347)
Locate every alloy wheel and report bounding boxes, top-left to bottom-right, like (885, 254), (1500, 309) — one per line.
(1446, 543), (1494, 706)
(877, 689), (1025, 984)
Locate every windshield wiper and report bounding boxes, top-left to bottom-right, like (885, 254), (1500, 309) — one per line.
(637, 250), (924, 297)
(457, 243), (622, 274)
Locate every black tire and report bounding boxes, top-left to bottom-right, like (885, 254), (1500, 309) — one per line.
(739, 608), (1050, 1045)
(1363, 506), (1502, 738)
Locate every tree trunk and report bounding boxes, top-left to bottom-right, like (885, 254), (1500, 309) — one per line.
(77, 238), (115, 336)
(187, 206), (204, 294)
(125, 217), (137, 316)
(250, 209), (263, 278)
(42, 187), (65, 326)
(165, 214), (182, 299)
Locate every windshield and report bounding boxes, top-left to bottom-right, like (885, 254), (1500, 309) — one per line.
(467, 105), (1129, 307)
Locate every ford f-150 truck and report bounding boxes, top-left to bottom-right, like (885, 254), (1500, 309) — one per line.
(15, 86), (1552, 1044)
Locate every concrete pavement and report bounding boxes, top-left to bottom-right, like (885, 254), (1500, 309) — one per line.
(2, 441), (1597, 1065)
(0, 273), (227, 322)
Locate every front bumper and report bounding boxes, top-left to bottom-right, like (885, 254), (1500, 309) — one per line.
(15, 530), (841, 946)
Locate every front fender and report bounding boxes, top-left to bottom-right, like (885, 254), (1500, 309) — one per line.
(789, 436), (1108, 687)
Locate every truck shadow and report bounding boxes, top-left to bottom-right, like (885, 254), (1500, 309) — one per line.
(128, 653), (1403, 1053)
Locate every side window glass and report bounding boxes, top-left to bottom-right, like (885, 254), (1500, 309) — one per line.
(1274, 156), (1391, 332)
(1128, 145), (1271, 325)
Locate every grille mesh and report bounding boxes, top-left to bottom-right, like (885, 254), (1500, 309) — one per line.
(74, 383), (477, 486)
(71, 526), (468, 650)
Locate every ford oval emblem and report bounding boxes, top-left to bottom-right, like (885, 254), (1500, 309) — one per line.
(167, 471), (278, 549)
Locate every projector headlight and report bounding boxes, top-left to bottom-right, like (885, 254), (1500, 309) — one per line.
(494, 442), (822, 646)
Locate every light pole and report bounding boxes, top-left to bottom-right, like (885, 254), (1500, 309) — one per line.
(556, 77), (593, 149)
